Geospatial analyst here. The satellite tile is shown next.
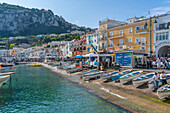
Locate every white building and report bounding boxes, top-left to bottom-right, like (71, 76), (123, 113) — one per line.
(154, 13), (170, 57)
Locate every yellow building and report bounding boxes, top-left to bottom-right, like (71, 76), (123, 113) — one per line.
(108, 17), (155, 55)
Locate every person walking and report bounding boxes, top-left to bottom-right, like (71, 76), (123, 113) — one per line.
(156, 57), (161, 70)
(152, 72), (160, 92)
(160, 71), (167, 85)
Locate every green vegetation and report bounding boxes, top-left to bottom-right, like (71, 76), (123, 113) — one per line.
(149, 98), (170, 104)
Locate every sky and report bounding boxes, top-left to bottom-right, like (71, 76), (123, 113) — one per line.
(0, 0), (170, 28)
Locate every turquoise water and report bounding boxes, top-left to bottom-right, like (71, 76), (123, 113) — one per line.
(0, 65), (130, 113)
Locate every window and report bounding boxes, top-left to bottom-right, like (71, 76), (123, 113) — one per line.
(87, 48), (90, 52)
(110, 32), (113, 37)
(120, 30), (123, 36)
(110, 40), (113, 47)
(156, 32), (169, 41)
(119, 39), (123, 46)
(141, 46), (146, 50)
(141, 37), (146, 45)
(128, 38), (132, 43)
(102, 43), (105, 49)
(96, 46), (98, 49)
(129, 28), (132, 33)
(89, 41), (91, 45)
(135, 38), (140, 43)
(88, 36), (91, 40)
(141, 25), (144, 30)
(136, 26), (140, 31)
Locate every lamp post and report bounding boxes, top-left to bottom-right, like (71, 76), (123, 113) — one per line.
(149, 17), (152, 58)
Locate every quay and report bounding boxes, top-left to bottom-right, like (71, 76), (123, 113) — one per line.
(41, 63), (170, 113)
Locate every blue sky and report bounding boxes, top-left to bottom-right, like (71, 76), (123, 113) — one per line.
(0, 0), (170, 28)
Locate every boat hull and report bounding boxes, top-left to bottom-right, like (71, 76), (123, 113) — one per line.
(133, 77), (153, 87)
(0, 75), (10, 87)
(82, 73), (103, 81)
(157, 84), (170, 99)
(148, 79), (170, 90)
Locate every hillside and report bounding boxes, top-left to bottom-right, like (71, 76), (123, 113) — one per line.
(0, 3), (92, 37)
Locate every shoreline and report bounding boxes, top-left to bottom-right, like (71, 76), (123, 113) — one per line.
(42, 63), (170, 113)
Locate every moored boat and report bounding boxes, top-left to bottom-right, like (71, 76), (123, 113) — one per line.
(66, 66), (82, 74)
(111, 69), (132, 81)
(132, 72), (155, 87)
(0, 72), (15, 76)
(101, 70), (119, 82)
(81, 71), (103, 81)
(0, 75), (10, 87)
(120, 70), (143, 84)
(63, 64), (76, 70)
(157, 84), (170, 99)
(80, 69), (97, 75)
(148, 74), (170, 90)
(27, 63), (41, 67)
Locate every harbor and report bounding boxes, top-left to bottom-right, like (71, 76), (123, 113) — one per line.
(0, 65), (131, 112)
(41, 62), (170, 113)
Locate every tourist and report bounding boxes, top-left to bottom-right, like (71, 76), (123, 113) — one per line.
(160, 71), (167, 85)
(146, 58), (150, 69)
(156, 57), (161, 70)
(152, 72), (160, 92)
(149, 58), (153, 69)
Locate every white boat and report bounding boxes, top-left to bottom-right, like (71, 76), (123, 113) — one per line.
(63, 64), (76, 70)
(101, 71), (119, 81)
(120, 70), (143, 84)
(157, 84), (170, 99)
(148, 74), (170, 90)
(66, 66), (82, 74)
(0, 75), (10, 87)
(80, 69), (97, 75)
(0, 72), (15, 76)
(111, 69), (133, 81)
(0, 67), (16, 73)
(132, 72), (155, 87)
(82, 71), (103, 81)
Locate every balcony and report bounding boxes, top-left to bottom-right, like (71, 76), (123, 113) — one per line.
(136, 29), (148, 33)
(108, 44), (113, 48)
(156, 27), (169, 31)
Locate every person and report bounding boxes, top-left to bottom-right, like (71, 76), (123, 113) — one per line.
(146, 58), (150, 69)
(160, 71), (167, 85)
(149, 58), (153, 69)
(152, 72), (160, 92)
(156, 57), (161, 70)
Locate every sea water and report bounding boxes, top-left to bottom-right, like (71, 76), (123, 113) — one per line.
(0, 65), (130, 113)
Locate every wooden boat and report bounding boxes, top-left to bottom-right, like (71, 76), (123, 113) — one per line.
(0, 75), (10, 87)
(111, 69), (132, 81)
(82, 71), (103, 81)
(132, 72), (155, 87)
(0, 72), (15, 76)
(101, 71), (119, 82)
(80, 69), (97, 75)
(148, 74), (170, 90)
(0, 67), (16, 73)
(63, 64), (76, 70)
(66, 66), (82, 74)
(157, 84), (170, 99)
(120, 70), (143, 84)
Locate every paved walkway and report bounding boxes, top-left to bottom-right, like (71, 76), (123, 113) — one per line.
(133, 68), (170, 73)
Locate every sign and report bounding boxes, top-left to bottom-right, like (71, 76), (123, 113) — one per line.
(116, 52), (132, 67)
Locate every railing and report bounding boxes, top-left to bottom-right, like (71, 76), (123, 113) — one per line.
(156, 27), (169, 31)
(136, 29), (148, 33)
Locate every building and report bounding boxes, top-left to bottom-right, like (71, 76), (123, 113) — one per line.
(86, 30), (99, 54)
(98, 18), (125, 53)
(72, 36), (86, 56)
(107, 16), (155, 55)
(154, 13), (170, 57)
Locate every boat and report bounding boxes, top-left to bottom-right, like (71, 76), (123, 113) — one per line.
(63, 64), (76, 70)
(120, 70), (143, 84)
(66, 66), (82, 74)
(27, 63), (41, 67)
(0, 72), (15, 76)
(132, 72), (155, 87)
(157, 84), (170, 99)
(81, 71), (103, 81)
(111, 69), (132, 81)
(0, 75), (10, 87)
(101, 70), (119, 82)
(148, 74), (170, 90)
(80, 69), (97, 75)
(0, 67), (16, 73)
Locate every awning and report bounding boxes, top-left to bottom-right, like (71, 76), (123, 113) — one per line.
(74, 55), (83, 58)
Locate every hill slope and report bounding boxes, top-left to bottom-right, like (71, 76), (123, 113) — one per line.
(0, 3), (91, 37)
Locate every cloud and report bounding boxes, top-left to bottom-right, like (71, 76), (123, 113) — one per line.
(150, 6), (170, 16)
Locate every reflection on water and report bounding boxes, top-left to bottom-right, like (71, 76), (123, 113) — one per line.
(0, 65), (130, 113)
